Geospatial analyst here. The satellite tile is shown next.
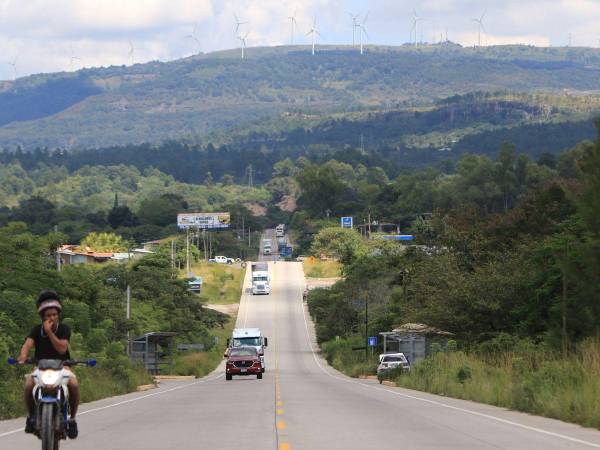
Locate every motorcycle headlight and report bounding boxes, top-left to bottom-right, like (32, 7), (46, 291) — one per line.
(40, 370), (61, 388)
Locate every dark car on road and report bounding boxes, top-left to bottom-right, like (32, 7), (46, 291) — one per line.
(225, 346), (263, 380)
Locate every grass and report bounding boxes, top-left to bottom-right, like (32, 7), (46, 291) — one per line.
(392, 340), (600, 429)
(183, 261), (245, 305)
(302, 257), (342, 278)
(320, 333), (600, 430)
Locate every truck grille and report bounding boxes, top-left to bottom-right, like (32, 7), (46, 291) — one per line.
(234, 360), (254, 368)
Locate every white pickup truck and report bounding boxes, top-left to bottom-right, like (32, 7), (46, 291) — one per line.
(209, 255), (235, 265)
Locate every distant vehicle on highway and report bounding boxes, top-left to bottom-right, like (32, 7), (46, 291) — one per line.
(275, 224), (285, 237)
(225, 346), (263, 380)
(251, 263), (271, 295)
(262, 239), (272, 255)
(377, 353), (410, 382)
(226, 328), (268, 371)
(209, 255), (234, 264)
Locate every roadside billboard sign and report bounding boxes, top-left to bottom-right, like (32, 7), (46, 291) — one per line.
(177, 212), (231, 230)
(341, 217), (353, 229)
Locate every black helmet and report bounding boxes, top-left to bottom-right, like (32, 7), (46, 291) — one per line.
(36, 290), (62, 315)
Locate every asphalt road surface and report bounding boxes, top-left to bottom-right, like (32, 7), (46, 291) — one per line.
(3, 262), (600, 449)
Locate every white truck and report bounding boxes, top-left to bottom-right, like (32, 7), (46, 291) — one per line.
(275, 224), (285, 238)
(262, 239), (272, 255)
(209, 255), (235, 265)
(251, 262), (271, 295)
(226, 328), (268, 371)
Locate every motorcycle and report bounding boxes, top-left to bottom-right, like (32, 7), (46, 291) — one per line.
(8, 357), (96, 450)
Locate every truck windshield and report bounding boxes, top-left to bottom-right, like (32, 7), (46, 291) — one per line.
(233, 337), (262, 346)
(253, 276), (268, 281)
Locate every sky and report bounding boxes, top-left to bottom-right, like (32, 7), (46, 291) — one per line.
(1, 0), (599, 80)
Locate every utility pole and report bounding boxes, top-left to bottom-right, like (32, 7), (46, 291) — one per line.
(171, 239), (175, 271)
(126, 284), (131, 355)
(247, 165), (254, 187)
(365, 298), (369, 361)
(561, 240), (570, 356)
(186, 227), (191, 275)
(368, 212), (372, 238)
(248, 227), (251, 247)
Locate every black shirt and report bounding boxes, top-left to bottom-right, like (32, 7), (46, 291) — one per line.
(27, 324), (71, 361)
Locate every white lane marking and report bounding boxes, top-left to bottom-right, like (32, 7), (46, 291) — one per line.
(0, 373), (223, 439)
(297, 264), (600, 449)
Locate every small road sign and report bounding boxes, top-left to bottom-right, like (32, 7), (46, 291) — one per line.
(341, 217), (353, 229)
(368, 336), (377, 347)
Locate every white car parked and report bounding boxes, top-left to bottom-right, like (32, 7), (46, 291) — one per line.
(377, 353), (410, 382)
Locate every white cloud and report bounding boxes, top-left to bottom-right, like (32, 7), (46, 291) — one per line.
(0, 0), (599, 80)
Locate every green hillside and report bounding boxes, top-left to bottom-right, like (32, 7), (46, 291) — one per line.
(2, 44), (600, 150)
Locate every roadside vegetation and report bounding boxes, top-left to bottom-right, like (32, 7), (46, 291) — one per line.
(305, 121), (600, 429)
(0, 224), (229, 419)
(302, 257), (342, 279)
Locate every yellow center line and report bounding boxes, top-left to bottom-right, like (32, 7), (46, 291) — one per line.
(277, 409), (285, 415)
(276, 420), (286, 430)
(280, 444), (290, 450)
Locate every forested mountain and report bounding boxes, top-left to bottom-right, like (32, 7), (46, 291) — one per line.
(1, 44), (600, 150)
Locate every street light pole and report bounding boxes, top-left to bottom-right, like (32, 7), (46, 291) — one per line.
(126, 284), (131, 355)
(365, 298), (369, 361)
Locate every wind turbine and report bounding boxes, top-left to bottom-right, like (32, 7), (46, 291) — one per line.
(411, 10), (425, 47)
(69, 45), (81, 72)
(288, 10), (298, 44)
(237, 31), (249, 59)
(185, 23), (201, 54)
(127, 39), (140, 65)
(472, 10), (486, 47)
(234, 13), (248, 34)
(306, 16), (321, 56)
(349, 12), (360, 46)
(358, 12), (369, 55)
(7, 55), (17, 80)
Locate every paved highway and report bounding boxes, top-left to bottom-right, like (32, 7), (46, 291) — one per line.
(3, 261), (600, 449)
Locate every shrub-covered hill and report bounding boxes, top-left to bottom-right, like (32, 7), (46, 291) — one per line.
(2, 44), (600, 149)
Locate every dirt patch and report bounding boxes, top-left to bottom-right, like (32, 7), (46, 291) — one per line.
(277, 194), (297, 212)
(306, 277), (341, 289)
(244, 203), (267, 216)
(204, 303), (239, 316)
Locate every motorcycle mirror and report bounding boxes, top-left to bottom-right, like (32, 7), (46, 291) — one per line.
(87, 359), (97, 367)
(7, 357), (17, 365)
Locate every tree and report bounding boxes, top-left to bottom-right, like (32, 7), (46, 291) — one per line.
(137, 194), (186, 227)
(12, 196), (56, 231)
(311, 227), (364, 265)
(296, 165), (346, 217)
(108, 205), (138, 229)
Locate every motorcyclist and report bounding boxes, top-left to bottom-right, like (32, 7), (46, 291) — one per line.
(17, 290), (80, 439)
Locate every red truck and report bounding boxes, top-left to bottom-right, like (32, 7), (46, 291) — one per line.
(225, 347), (263, 380)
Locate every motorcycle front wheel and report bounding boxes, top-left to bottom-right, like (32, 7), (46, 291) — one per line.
(40, 403), (59, 450)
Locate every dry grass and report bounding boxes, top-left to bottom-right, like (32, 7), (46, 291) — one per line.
(183, 261), (245, 305)
(302, 257), (342, 279)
